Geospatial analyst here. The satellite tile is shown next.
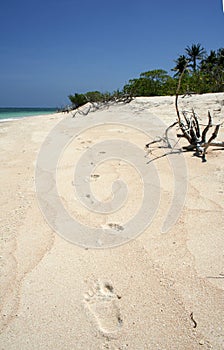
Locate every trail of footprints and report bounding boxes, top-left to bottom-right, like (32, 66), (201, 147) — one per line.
(84, 280), (123, 335)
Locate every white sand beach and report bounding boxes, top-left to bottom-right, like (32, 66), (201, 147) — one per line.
(0, 93), (224, 349)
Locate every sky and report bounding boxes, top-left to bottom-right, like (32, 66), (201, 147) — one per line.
(0, 0), (223, 107)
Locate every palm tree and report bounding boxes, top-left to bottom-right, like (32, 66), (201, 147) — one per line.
(200, 50), (217, 72)
(217, 48), (224, 67)
(185, 43), (206, 72)
(172, 55), (189, 76)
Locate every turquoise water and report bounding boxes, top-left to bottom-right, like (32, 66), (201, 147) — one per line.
(0, 108), (57, 121)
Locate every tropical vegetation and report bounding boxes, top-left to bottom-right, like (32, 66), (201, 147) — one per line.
(68, 44), (224, 108)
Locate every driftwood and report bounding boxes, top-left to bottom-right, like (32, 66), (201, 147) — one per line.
(71, 93), (133, 118)
(146, 67), (224, 162)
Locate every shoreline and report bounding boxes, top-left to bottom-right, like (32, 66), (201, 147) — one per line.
(0, 111), (65, 124)
(1, 91), (224, 124)
(0, 108), (59, 123)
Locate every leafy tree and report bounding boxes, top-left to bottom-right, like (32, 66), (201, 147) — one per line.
(123, 78), (151, 96)
(162, 76), (177, 95)
(68, 93), (87, 107)
(123, 69), (173, 96)
(85, 91), (104, 103)
(140, 69), (169, 82)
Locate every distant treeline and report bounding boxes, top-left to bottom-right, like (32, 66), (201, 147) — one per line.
(68, 44), (224, 108)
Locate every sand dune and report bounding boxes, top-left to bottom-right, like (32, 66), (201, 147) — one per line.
(0, 93), (224, 349)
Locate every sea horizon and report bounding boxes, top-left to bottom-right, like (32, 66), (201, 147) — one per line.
(0, 107), (58, 122)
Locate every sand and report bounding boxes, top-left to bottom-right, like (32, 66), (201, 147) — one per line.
(0, 93), (224, 349)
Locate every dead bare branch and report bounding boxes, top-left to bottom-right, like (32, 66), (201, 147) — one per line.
(145, 65), (224, 162)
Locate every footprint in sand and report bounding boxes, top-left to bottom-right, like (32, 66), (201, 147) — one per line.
(107, 223), (124, 232)
(101, 223), (124, 232)
(84, 280), (123, 334)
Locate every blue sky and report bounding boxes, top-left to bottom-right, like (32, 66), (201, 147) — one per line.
(0, 0), (223, 107)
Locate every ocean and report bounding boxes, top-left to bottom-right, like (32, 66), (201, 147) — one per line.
(0, 107), (57, 122)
